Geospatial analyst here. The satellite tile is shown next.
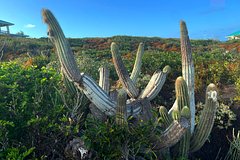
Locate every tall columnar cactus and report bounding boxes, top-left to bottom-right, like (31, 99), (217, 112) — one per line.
(159, 21), (219, 159)
(180, 21), (195, 133)
(42, 8), (190, 153)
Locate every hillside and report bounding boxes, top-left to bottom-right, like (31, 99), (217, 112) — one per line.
(2, 35), (239, 61)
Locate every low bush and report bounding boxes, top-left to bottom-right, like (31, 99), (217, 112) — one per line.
(0, 61), (79, 159)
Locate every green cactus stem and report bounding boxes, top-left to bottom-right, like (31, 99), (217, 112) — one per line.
(130, 42), (144, 84)
(172, 110), (180, 121)
(159, 106), (173, 129)
(175, 77), (190, 112)
(180, 20), (195, 133)
(139, 65), (171, 100)
(181, 106), (191, 120)
(174, 76), (191, 158)
(116, 89), (128, 126)
(111, 42), (139, 98)
(190, 83), (218, 152)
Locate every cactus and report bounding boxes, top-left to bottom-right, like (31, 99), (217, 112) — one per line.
(152, 117), (189, 150)
(159, 106), (173, 129)
(158, 21), (219, 159)
(181, 106), (191, 120)
(116, 89), (128, 126)
(190, 83), (218, 152)
(130, 42), (144, 84)
(173, 77), (191, 158)
(111, 42), (139, 98)
(42, 9), (218, 159)
(180, 20), (195, 133)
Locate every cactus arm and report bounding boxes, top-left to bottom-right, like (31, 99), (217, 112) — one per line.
(42, 9), (117, 115)
(116, 89), (128, 126)
(125, 98), (147, 117)
(175, 77), (190, 112)
(111, 42), (139, 98)
(98, 67), (110, 94)
(77, 74), (116, 115)
(130, 42), (144, 84)
(174, 77), (191, 158)
(42, 9), (81, 82)
(152, 117), (189, 150)
(139, 66), (171, 100)
(180, 21), (195, 133)
(190, 84), (218, 153)
(159, 106), (173, 129)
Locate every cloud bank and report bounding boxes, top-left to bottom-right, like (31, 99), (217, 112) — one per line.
(25, 24), (36, 28)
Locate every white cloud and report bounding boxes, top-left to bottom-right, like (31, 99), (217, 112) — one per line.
(24, 24), (36, 28)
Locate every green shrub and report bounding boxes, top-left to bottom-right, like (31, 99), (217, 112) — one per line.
(0, 61), (77, 159)
(82, 115), (160, 159)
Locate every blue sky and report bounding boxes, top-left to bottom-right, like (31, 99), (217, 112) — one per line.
(0, 0), (240, 40)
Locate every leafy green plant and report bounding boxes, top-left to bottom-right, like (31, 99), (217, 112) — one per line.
(82, 115), (160, 159)
(0, 61), (80, 159)
(0, 147), (35, 160)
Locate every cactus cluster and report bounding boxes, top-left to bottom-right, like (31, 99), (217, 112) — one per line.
(42, 9), (219, 159)
(159, 22), (219, 159)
